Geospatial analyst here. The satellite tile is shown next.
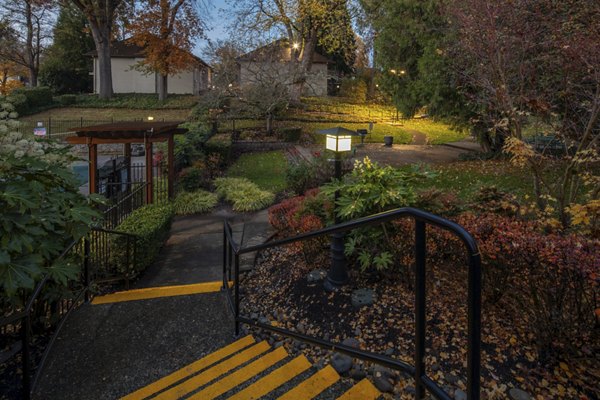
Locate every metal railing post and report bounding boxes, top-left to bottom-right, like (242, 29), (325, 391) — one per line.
(22, 314), (31, 400)
(234, 253), (240, 337)
(84, 237), (91, 302)
(467, 255), (482, 400)
(222, 225), (227, 290)
(414, 219), (426, 399)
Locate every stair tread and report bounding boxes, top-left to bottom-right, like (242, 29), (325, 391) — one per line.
(186, 346), (289, 400)
(152, 341), (271, 400)
(336, 378), (381, 400)
(121, 335), (255, 400)
(228, 355), (311, 400)
(277, 365), (340, 400)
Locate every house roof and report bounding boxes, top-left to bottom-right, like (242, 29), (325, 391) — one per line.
(237, 39), (331, 64)
(88, 41), (211, 69)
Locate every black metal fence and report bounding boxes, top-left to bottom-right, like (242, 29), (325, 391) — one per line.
(223, 207), (482, 400)
(0, 226), (138, 400)
(18, 117), (167, 139)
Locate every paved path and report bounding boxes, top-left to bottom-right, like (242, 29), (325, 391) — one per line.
(33, 209), (273, 400)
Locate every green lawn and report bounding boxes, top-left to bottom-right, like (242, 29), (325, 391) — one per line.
(226, 151), (288, 193)
(412, 160), (533, 202)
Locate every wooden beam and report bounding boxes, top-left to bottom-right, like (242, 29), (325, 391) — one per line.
(65, 136), (170, 145)
(89, 143), (98, 194)
(145, 141), (153, 204)
(168, 134), (175, 199)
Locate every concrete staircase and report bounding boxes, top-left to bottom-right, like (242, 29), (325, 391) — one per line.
(121, 335), (381, 400)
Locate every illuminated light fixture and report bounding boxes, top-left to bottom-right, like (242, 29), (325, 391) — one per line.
(315, 126), (360, 289)
(400, 70), (406, 75)
(147, 116), (154, 121)
(292, 42), (300, 50)
(390, 69), (397, 74)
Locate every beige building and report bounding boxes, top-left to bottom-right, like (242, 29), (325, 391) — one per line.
(237, 40), (330, 97)
(90, 42), (211, 95)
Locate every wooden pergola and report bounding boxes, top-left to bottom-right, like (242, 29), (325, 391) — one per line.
(66, 121), (187, 202)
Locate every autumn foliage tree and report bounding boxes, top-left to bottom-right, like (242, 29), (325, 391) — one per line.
(127, 0), (204, 101)
(448, 0), (600, 228)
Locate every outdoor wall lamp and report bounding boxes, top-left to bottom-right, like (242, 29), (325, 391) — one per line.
(316, 127), (359, 290)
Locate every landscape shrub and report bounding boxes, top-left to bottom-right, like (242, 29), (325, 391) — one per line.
(204, 134), (232, 164)
(414, 188), (463, 216)
(280, 127), (302, 142)
(285, 153), (335, 195)
(112, 204), (174, 275)
(0, 101), (101, 304)
(4, 93), (28, 115)
(214, 177), (275, 212)
(9, 87), (54, 114)
(471, 185), (519, 216)
(173, 190), (219, 215)
(320, 158), (433, 274)
(56, 94), (77, 106)
(338, 77), (368, 103)
(174, 123), (213, 170)
(428, 212), (599, 358)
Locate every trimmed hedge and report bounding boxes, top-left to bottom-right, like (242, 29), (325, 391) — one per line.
(7, 87), (54, 115)
(112, 204), (174, 275)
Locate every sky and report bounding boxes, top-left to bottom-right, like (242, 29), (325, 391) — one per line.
(195, 0), (232, 55)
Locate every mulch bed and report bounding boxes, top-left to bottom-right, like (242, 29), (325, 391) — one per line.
(241, 243), (599, 399)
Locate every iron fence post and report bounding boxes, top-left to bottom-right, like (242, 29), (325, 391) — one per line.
(84, 237), (91, 302)
(234, 253), (240, 337)
(22, 313), (31, 400)
(126, 235), (131, 289)
(414, 219), (426, 399)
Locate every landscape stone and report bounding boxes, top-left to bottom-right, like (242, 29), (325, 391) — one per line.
(350, 367), (367, 381)
(373, 376), (394, 393)
(307, 269), (327, 283)
(509, 388), (532, 400)
(330, 353), (353, 374)
(342, 338), (360, 348)
(454, 389), (467, 400)
(351, 288), (375, 307)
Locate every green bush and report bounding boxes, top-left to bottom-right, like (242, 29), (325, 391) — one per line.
(214, 177), (275, 212)
(5, 93), (29, 115)
(112, 204), (174, 275)
(173, 190), (219, 215)
(56, 94), (77, 106)
(339, 78), (368, 103)
(280, 127), (302, 142)
(12, 86), (54, 109)
(286, 153), (335, 195)
(204, 134), (232, 164)
(177, 166), (205, 192)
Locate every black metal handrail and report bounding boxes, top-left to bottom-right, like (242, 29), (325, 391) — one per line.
(223, 207), (482, 400)
(0, 227), (140, 400)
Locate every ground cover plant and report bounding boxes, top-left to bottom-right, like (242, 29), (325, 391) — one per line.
(226, 151), (288, 193)
(214, 177), (275, 212)
(172, 190), (218, 216)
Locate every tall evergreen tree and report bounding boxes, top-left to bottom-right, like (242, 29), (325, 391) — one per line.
(361, 0), (467, 120)
(40, 4), (95, 93)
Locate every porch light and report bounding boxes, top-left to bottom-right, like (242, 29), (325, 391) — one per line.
(147, 116), (154, 121)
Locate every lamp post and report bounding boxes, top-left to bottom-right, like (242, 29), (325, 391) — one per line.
(316, 127), (359, 290)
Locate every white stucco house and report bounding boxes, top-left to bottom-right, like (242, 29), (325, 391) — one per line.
(89, 41), (212, 95)
(237, 39), (330, 97)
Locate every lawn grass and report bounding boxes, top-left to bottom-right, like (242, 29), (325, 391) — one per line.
(72, 93), (197, 109)
(411, 160), (533, 202)
(226, 151), (288, 193)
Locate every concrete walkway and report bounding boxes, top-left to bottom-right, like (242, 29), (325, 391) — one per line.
(33, 209), (273, 400)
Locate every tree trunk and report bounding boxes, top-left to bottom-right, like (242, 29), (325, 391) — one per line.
(158, 73), (168, 101)
(25, 0), (37, 87)
(289, 28), (317, 103)
(89, 23), (113, 99)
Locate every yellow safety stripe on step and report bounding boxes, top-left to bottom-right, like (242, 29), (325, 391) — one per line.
(120, 335), (255, 400)
(187, 346), (289, 400)
(152, 341), (272, 400)
(277, 365), (340, 400)
(92, 281), (232, 304)
(337, 378), (381, 400)
(228, 355), (312, 400)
